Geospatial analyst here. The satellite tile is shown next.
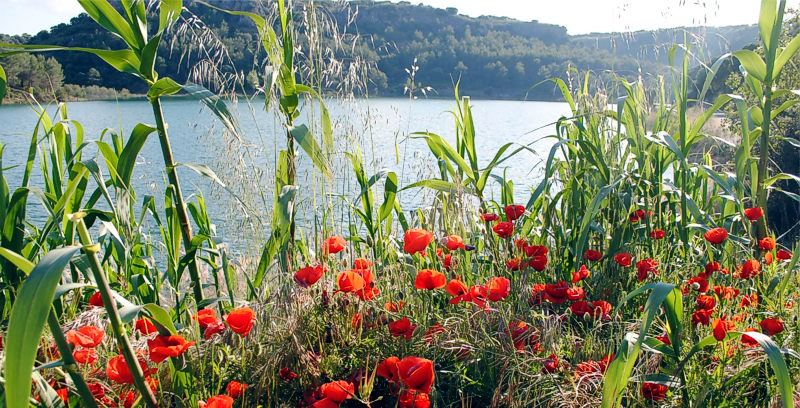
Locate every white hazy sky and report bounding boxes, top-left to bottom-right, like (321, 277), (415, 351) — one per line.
(1, 0), (799, 36)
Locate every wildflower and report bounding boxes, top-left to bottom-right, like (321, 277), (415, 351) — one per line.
(713, 286), (740, 300)
(650, 229), (665, 239)
(705, 261), (721, 275)
(318, 380), (354, 403)
(414, 269), (446, 290)
(322, 236), (346, 255)
(480, 213), (499, 222)
(613, 253), (632, 267)
(765, 252), (774, 265)
(377, 356), (401, 383)
(404, 228), (434, 255)
(530, 283), (546, 305)
(760, 318), (785, 335)
(584, 249), (602, 261)
(542, 354), (559, 372)
(486, 277), (511, 301)
(759, 237), (776, 251)
(106, 355), (147, 384)
(687, 276), (709, 293)
(295, 265), (327, 288)
(544, 280), (570, 304)
(148, 334), (195, 363)
(508, 321), (532, 350)
(641, 382), (668, 401)
(337, 270), (366, 293)
(200, 395), (234, 408)
(696, 295), (716, 311)
(195, 309), (218, 330)
(570, 301), (593, 317)
(443, 234), (466, 250)
(629, 209), (647, 223)
(777, 249), (792, 260)
(389, 318), (417, 340)
(566, 286), (586, 300)
(397, 356), (435, 394)
(712, 317), (735, 341)
(89, 291), (104, 307)
(506, 257), (526, 271)
(740, 293), (759, 308)
(656, 333), (671, 345)
(504, 204), (526, 221)
(467, 285), (488, 307)
(226, 307), (255, 337)
(524, 244), (548, 258)
(226, 381), (247, 398)
(691, 309), (714, 326)
(279, 367), (298, 381)
(204, 321), (226, 339)
(354, 269), (380, 301)
(744, 207), (763, 221)
(704, 227), (728, 245)
(592, 300), (612, 317)
(135, 318), (157, 335)
(73, 347), (98, 365)
(741, 328), (760, 348)
(398, 390), (431, 408)
(492, 221), (514, 238)
(528, 253), (548, 271)
(636, 258), (658, 282)
(66, 326), (105, 348)
(424, 322), (445, 344)
(739, 259), (761, 279)
(572, 265), (590, 283)
(353, 257), (373, 269)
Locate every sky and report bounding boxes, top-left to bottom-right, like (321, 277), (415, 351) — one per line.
(1, 0), (800, 36)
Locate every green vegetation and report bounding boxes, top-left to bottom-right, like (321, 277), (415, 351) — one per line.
(0, 1), (799, 408)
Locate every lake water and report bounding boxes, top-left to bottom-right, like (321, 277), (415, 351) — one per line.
(0, 97), (569, 252)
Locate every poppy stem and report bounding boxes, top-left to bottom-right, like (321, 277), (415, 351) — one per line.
(73, 215), (159, 408)
(46, 309), (100, 408)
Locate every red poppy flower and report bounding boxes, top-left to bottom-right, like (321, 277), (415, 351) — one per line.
(492, 221), (514, 238)
(414, 269), (446, 290)
(397, 356), (435, 394)
(486, 277), (511, 302)
(712, 317), (735, 341)
(377, 356), (400, 383)
(506, 257), (526, 271)
(136, 318), (158, 335)
(584, 249), (602, 261)
(656, 333), (671, 345)
(404, 228), (434, 255)
(696, 295), (716, 311)
(226, 307), (255, 337)
(704, 227), (728, 245)
(443, 234), (466, 250)
(566, 286), (585, 300)
(524, 244), (548, 257)
(544, 281), (570, 303)
(106, 355), (148, 384)
(318, 381), (354, 403)
(201, 395), (234, 408)
(121, 391), (136, 408)
(295, 265), (327, 288)
(195, 309), (218, 330)
(650, 229), (665, 239)
(691, 309), (714, 326)
(760, 318), (785, 335)
(542, 353), (559, 372)
(352, 258), (372, 269)
(641, 382), (668, 401)
(279, 366), (298, 381)
(740, 293), (759, 308)
(528, 254), (548, 271)
(592, 300), (612, 316)
(741, 328), (760, 348)
(713, 286), (739, 300)
(73, 347), (98, 365)
(636, 258), (658, 282)
(467, 285), (488, 307)
(204, 321), (226, 339)
(744, 207), (763, 221)
(572, 265), (590, 283)
(337, 270), (366, 293)
(508, 321), (533, 350)
(777, 249), (792, 260)
(66, 326), (105, 348)
(389, 318), (417, 340)
(705, 261), (721, 275)
(480, 213), (499, 222)
(322, 236), (346, 255)
(687, 276), (709, 293)
(570, 301), (593, 317)
(226, 381), (247, 398)
(424, 322), (445, 344)
(739, 259), (761, 279)
(148, 334), (195, 363)
(504, 204), (525, 221)
(613, 253), (632, 267)
(398, 390), (431, 408)
(89, 291), (104, 307)
(759, 237), (776, 251)
(446, 278), (469, 304)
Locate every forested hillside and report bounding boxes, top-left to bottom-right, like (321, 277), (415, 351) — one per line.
(1, 0), (760, 100)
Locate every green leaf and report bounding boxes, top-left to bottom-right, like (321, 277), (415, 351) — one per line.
(774, 33), (800, 79)
(379, 172), (398, 222)
(158, 0), (182, 33)
(5, 246), (80, 408)
(181, 83), (242, 141)
(759, 0), (779, 53)
(0, 43), (142, 77)
(143, 303), (177, 335)
(139, 34), (162, 81)
(734, 50), (768, 82)
(176, 162), (226, 187)
(77, 0), (141, 51)
(0, 247), (34, 275)
(0, 64), (6, 105)
(290, 125), (331, 178)
(742, 331), (795, 407)
(147, 77), (182, 101)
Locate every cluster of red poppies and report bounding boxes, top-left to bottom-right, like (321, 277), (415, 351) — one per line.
(376, 356), (435, 408)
